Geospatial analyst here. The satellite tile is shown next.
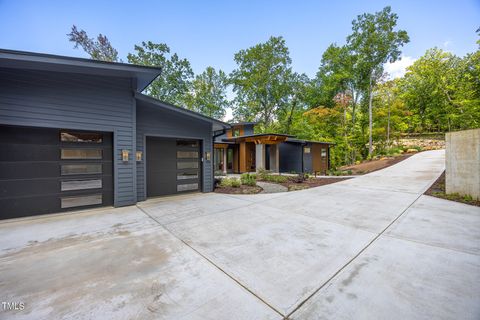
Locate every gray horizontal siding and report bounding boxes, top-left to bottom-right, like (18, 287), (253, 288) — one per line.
(136, 103), (213, 201)
(0, 67), (137, 207)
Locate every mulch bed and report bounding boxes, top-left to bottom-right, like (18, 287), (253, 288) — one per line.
(214, 185), (262, 195)
(280, 177), (351, 191)
(340, 153), (415, 175)
(425, 171), (480, 207)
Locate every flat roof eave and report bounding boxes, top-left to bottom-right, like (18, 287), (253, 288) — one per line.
(0, 48), (162, 92)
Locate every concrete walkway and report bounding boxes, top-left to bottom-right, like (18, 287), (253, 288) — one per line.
(1, 150), (479, 319)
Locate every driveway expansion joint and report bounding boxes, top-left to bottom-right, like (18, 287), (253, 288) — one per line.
(136, 204), (286, 318)
(285, 190), (426, 318)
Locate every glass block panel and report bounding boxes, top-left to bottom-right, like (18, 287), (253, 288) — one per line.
(61, 164), (102, 175)
(61, 194), (102, 208)
(177, 161), (199, 169)
(177, 151), (199, 159)
(177, 172), (199, 180)
(61, 131), (102, 143)
(61, 179), (102, 191)
(176, 140), (198, 147)
(61, 149), (102, 159)
(177, 183), (198, 192)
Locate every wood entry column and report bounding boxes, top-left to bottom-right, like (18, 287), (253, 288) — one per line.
(239, 142), (247, 173)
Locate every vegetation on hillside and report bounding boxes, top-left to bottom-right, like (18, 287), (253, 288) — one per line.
(67, 7), (480, 168)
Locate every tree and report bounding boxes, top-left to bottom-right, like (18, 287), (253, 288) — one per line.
(67, 25), (119, 62)
(401, 47), (480, 132)
(127, 41), (194, 106)
(229, 36), (294, 130)
(313, 44), (367, 164)
(184, 67), (230, 119)
(373, 79), (409, 149)
(347, 6), (409, 156)
(276, 72), (310, 134)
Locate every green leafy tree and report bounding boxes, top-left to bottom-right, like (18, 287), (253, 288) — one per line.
(229, 36), (294, 130)
(347, 6), (409, 156)
(373, 79), (409, 150)
(276, 72), (310, 134)
(127, 41), (194, 106)
(67, 25), (119, 62)
(184, 67), (230, 119)
(401, 47), (480, 131)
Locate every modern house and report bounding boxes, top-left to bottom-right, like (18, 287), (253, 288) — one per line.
(214, 122), (333, 175)
(0, 49), (229, 220)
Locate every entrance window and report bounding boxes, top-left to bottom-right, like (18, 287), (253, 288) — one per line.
(214, 148), (224, 172)
(227, 148), (234, 171)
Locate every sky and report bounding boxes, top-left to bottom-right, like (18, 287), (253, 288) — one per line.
(0, 0), (479, 119)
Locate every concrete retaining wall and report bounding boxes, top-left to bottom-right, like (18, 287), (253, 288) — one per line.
(445, 129), (480, 200)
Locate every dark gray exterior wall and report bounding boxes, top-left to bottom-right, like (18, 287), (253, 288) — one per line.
(279, 142), (303, 173)
(136, 102), (213, 201)
(242, 124), (255, 135)
(0, 67), (137, 207)
(303, 143), (313, 173)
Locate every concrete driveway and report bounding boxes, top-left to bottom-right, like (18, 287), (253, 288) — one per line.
(1, 150), (479, 319)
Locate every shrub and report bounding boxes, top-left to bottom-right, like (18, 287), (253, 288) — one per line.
(241, 173), (257, 186)
(264, 174), (288, 183)
(256, 168), (272, 180)
(219, 177), (241, 188)
(230, 178), (241, 188)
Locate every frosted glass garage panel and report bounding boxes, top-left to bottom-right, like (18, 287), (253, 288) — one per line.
(61, 164), (102, 175)
(177, 151), (199, 158)
(61, 132), (103, 143)
(177, 172), (198, 180)
(177, 162), (199, 169)
(61, 149), (102, 159)
(61, 179), (102, 191)
(177, 183), (198, 192)
(61, 194), (102, 208)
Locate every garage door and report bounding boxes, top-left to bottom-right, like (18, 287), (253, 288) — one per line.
(146, 137), (201, 197)
(0, 125), (113, 220)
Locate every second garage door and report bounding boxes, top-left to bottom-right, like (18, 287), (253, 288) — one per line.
(146, 137), (201, 197)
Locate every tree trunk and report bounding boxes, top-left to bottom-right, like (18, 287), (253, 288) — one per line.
(286, 98), (297, 134)
(368, 74), (373, 156)
(387, 92), (391, 147)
